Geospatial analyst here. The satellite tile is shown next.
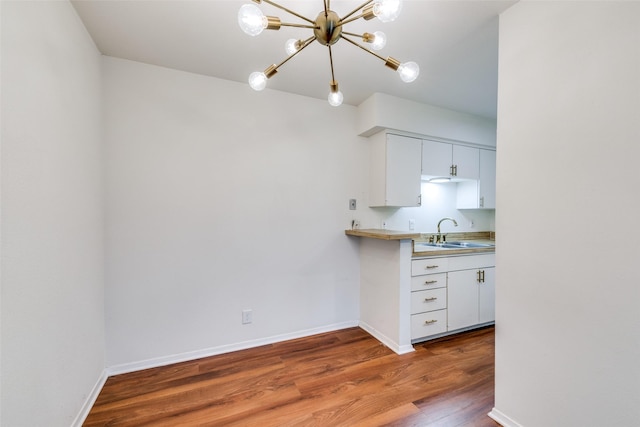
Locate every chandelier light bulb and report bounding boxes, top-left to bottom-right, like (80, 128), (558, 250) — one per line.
(238, 4), (267, 36)
(285, 39), (299, 55)
(248, 71), (268, 91)
(328, 90), (344, 107)
(397, 61), (419, 83)
(370, 31), (387, 50)
(373, 0), (403, 23)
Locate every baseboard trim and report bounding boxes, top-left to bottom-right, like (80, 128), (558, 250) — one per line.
(358, 321), (415, 355)
(488, 407), (524, 427)
(106, 320), (359, 376)
(72, 369), (108, 427)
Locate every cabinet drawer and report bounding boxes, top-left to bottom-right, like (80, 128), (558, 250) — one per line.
(411, 309), (447, 339)
(448, 253), (495, 271)
(411, 272), (446, 291)
(412, 257), (449, 276)
(411, 288), (447, 314)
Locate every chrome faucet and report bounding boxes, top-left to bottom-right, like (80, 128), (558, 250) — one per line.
(435, 217), (458, 243)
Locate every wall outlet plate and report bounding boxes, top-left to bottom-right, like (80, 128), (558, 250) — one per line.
(242, 309), (253, 324)
(349, 199), (357, 210)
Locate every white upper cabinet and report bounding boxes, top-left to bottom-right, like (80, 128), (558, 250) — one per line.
(369, 132), (422, 207)
(457, 148), (496, 209)
(422, 139), (479, 181)
(479, 149), (496, 208)
(421, 140), (452, 177)
(453, 145), (480, 180)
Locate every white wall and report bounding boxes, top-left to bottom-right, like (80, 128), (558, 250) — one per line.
(1, 1), (105, 426)
(493, 2), (640, 426)
(102, 57), (366, 369)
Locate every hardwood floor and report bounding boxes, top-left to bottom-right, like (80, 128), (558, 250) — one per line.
(84, 326), (497, 426)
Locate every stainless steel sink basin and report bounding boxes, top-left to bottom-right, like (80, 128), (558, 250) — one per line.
(417, 241), (494, 249)
(444, 241), (494, 248)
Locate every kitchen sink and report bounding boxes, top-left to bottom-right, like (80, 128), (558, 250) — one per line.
(444, 241), (494, 248)
(417, 241), (494, 249)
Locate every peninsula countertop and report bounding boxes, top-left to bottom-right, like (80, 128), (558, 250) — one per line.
(345, 229), (495, 257)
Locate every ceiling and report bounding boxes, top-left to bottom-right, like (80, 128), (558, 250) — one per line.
(72, 0), (517, 119)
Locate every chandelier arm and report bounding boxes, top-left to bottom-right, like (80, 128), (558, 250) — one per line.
(340, 0), (374, 22)
(341, 31), (365, 38)
(339, 12), (370, 27)
(340, 34), (386, 62)
(272, 36), (317, 71)
(303, 35), (316, 46)
(259, 0), (315, 25)
(280, 22), (320, 30)
(328, 45), (336, 83)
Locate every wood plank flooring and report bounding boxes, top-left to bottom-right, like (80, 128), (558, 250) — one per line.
(84, 326), (497, 426)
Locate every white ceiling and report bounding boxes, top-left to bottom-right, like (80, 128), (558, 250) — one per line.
(72, 0), (517, 119)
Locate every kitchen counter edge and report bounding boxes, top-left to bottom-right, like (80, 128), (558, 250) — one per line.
(345, 228), (495, 257)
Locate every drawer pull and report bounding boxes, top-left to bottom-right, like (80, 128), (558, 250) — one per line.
(424, 280), (438, 285)
(425, 265), (439, 269)
(424, 297), (438, 302)
(424, 319), (438, 324)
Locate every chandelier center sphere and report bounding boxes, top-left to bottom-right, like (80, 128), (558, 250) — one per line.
(314, 10), (342, 46)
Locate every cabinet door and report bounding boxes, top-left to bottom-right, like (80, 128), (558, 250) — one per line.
(386, 134), (422, 207)
(369, 133), (422, 207)
(447, 269), (480, 331)
(452, 145), (479, 180)
(421, 139), (452, 178)
(456, 149), (496, 209)
(478, 149), (496, 209)
(478, 267), (495, 323)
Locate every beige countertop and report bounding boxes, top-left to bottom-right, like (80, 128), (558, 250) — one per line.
(344, 229), (420, 240)
(345, 229), (495, 257)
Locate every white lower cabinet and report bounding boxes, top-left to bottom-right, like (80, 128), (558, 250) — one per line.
(411, 253), (495, 342)
(478, 267), (496, 324)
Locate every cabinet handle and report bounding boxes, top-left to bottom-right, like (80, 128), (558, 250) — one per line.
(479, 196), (484, 208)
(424, 280), (438, 285)
(450, 164), (454, 176)
(425, 265), (439, 269)
(418, 194), (422, 206)
(477, 270), (485, 283)
(424, 319), (438, 324)
(424, 297), (438, 302)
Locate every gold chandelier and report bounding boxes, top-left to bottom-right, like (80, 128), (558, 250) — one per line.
(238, 0), (419, 106)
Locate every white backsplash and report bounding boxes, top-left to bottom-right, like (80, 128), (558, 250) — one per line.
(361, 181), (495, 233)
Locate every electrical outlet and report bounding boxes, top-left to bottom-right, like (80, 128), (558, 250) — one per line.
(409, 219), (415, 230)
(382, 221), (387, 229)
(351, 219), (361, 229)
(349, 199), (357, 210)
(242, 309), (253, 324)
